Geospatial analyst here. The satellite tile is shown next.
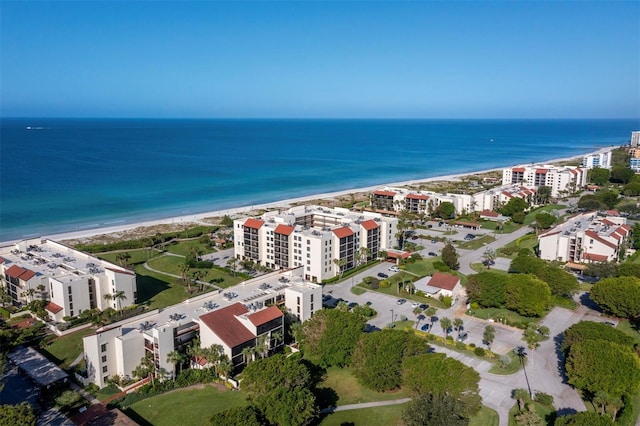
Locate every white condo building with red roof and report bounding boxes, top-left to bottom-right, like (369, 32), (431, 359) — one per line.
(0, 238), (136, 321)
(233, 206), (397, 283)
(538, 212), (631, 263)
(502, 164), (586, 197)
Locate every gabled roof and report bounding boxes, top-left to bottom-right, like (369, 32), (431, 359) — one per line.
(20, 270), (36, 281)
(45, 302), (64, 314)
(601, 219), (616, 226)
(274, 224), (294, 236)
(5, 265), (35, 281)
(247, 305), (283, 326)
(361, 220), (379, 231)
(428, 273), (460, 291)
(387, 250), (411, 259)
(199, 303), (254, 349)
(539, 230), (561, 238)
(406, 193), (429, 200)
(244, 218), (265, 229)
(373, 190), (396, 197)
(583, 253), (608, 262)
(585, 230), (617, 250)
(480, 210), (499, 217)
(502, 191), (514, 198)
(333, 226), (354, 239)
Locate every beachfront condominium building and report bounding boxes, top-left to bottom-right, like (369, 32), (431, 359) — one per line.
(0, 238), (136, 321)
(502, 165), (586, 198)
(233, 206), (397, 283)
(581, 151), (612, 169)
(370, 184), (536, 217)
(631, 131), (640, 148)
(538, 212), (631, 263)
(83, 268), (321, 388)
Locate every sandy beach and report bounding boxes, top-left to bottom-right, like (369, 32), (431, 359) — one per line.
(4, 147), (609, 246)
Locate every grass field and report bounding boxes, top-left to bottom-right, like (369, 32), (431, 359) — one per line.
(488, 352), (523, 375)
(164, 240), (215, 257)
(146, 254), (243, 289)
(320, 367), (411, 406)
(481, 221), (521, 234)
(319, 403), (407, 425)
(98, 248), (162, 267)
(457, 234), (496, 250)
(128, 384), (247, 426)
(42, 327), (94, 369)
(523, 204), (566, 225)
(469, 406), (500, 426)
(467, 307), (539, 328)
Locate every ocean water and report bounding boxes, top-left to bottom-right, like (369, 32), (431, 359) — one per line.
(1, 118), (637, 241)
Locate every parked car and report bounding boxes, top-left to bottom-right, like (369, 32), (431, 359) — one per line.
(378, 272), (389, 278)
(420, 323), (430, 331)
(428, 252), (437, 257)
(396, 299), (406, 305)
(411, 235), (419, 240)
(464, 234), (476, 241)
(412, 302), (420, 308)
(419, 304), (428, 310)
(458, 331), (469, 341)
(388, 266), (400, 272)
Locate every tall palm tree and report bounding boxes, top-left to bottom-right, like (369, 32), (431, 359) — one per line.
(256, 334), (269, 359)
(425, 307), (437, 334)
(483, 325), (495, 352)
(226, 257), (238, 277)
(242, 346), (255, 365)
(440, 317), (452, 344)
(166, 350), (185, 378)
(103, 293), (114, 309)
(113, 290), (127, 312)
(217, 356), (232, 379)
(271, 330), (283, 349)
(453, 318), (464, 340)
(179, 261), (191, 293)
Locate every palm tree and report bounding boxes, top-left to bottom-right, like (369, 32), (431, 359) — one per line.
(483, 325), (495, 352)
(226, 257), (238, 277)
(113, 290), (127, 315)
(103, 293), (114, 309)
(242, 346), (255, 365)
(453, 318), (464, 340)
(333, 258), (347, 279)
(440, 317), (452, 344)
(358, 247), (370, 265)
(256, 334), (269, 359)
(425, 307), (437, 334)
(271, 330), (283, 349)
(482, 248), (496, 270)
(513, 388), (529, 411)
(179, 261), (191, 293)
(166, 350), (185, 378)
(217, 356), (232, 379)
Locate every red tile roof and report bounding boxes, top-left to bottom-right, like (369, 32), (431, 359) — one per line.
(406, 193), (429, 200)
(512, 167), (525, 173)
(535, 168), (548, 174)
(387, 251), (411, 259)
(5, 265), (36, 281)
(606, 210), (620, 216)
(583, 253), (608, 262)
(361, 220), (379, 231)
(570, 169), (577, 175)
(0, 257), (6, 264)
(274, 224), (294, 236)
(601, 219), (616, 226)
(244, 218), (265, 229)
(502, 191), (514, 198)
(45, 302), (64, 314)
(622, 224), (632, 231)
(333, 226), (354, 239)
(199, 303), (255, 349)
(480, 210), (499, 217)
(585, 230), (617, 250)
(373, 190), (396, 197)
(428, 273), (460, 291)
(247, 305), (283, 326)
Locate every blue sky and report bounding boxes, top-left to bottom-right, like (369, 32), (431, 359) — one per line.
(1, 1), (638, 118)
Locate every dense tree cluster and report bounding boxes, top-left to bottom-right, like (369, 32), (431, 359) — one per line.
(239, 353), (320, 426)
(584, 259), (640, 278)
(577, 190), (619, 210)
(499, 197), (528, 223)
(588, 167), (611, 186)
(436, 201), (456, 219)
(505, 274), (551, 317)
(300, 309), (367, 367)
(555, 411), (614, 426)
(0, 402), (37, 426)
(351, 329), (430, 392)
(403, 392), (470, 426)
(590, 276), (640, 319)
(441, 242), (459, 270)
(510, 253), (578, 297)
(562, 321), (634, 352)
(465, 272), (507, 308)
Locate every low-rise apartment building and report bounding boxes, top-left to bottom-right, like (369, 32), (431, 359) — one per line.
(0, 238), (136, 321)
(502, 164), (586, 197)
(370, 184), (536, 217)
(233, 206), (397, 283)
(538, 212), (631, 263)
(83, 268), (321, 388)
(581, 151), (612, 169)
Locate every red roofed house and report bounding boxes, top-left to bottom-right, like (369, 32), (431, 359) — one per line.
(414, 272), (464, 303)
(198, 303), (284, 368)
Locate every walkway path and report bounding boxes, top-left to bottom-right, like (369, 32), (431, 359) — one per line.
(320, 398), (411, 414)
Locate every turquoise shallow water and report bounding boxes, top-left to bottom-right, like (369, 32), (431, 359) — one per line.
(1, 118), (637, 241)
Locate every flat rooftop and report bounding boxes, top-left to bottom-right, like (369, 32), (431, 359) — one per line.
(8, 346), (69, 387)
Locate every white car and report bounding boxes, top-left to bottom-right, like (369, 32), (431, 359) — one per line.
(388, 266), (400, 272)
(412, 302), (420, 308)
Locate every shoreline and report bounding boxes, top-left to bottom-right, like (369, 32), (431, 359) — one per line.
(2, 147), (610, 246)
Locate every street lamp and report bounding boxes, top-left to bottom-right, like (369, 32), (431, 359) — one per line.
(390, 309), (395, 323)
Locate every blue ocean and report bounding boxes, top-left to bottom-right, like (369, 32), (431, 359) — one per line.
(1, 118), (637, 242)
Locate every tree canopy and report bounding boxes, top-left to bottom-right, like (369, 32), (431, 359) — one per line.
(500, 197), (528, 217)
(210, 406), (264, 426)
(588, 167), (610, 186)
(465, 272), (507, 308)
(300, 308), (366, 367)
(403, 392), (470, 426)
(555, 411), (614, 426)
(403, 353), (481, 416)
(562, 321), (634, 353)
(565, 339), (640, 398)
(436, 202), (456, 219)
(0, 403), (37, 426)
(505, 274), (551, 317)
(510, 253), (578, 298)
(441, 242), (459, 270)
(351, 329), (430, 392)
(590, 276), (640, 319)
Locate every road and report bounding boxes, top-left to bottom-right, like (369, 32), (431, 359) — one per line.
(323, 221), (604, 426)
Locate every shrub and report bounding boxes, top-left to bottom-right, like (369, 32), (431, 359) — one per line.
(433, 261), (451, 272)
(455, 342), (466, 350)
(55, 390), (82, 410)
(534, 392), (554, 406)
(469, 343), (476, 348)
(379, 280), (390, 288)
(370, 281), (379, 290)
(446, 336), (454, 342)
(439, 295), (452, 308)
(474, 347), (486, 357)
(470, 302), (480, 310)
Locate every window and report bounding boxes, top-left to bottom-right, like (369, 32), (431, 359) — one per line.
(310, 294), (314, 302)
(102, 355), (107, 363)
(101, 343), (107, 353)
(102, 366), (108, 373)
(297, 296), (300, 305)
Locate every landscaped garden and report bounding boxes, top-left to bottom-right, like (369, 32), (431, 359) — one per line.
(41, 327), (94, 369)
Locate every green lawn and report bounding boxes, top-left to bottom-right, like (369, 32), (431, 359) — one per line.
(523, 204), (566, 225)
(98, 248), (162, 267)
(488, 353), (524, 375)
(320, 367), (411, 407)
(165, 240), (215, 257)
(498, 234), (537, 258)
(351, 286), (366, 295)
(147, 254), (243, 288)
(481, 221), (521, 234)
(617, 319), (640, 346)
(319, 403), (407, 425)
(128, 385), (247, 426)
(457, 235), (496, 250)
(467, 307), (539, 328)
(469, 406), (500, 426)
(41, 327), (94, 369)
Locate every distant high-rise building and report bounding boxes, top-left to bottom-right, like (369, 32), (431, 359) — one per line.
(631, 131), (640, 148)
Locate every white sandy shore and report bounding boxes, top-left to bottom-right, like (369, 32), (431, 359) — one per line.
(6, 147), (611, 245)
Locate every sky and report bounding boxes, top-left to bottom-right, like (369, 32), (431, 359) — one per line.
(1, 1), (639, 119)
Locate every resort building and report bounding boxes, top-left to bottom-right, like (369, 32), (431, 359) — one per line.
(0, 238), (136, 321)
(502, 165), (586, 197)
(631, 131), (640, 148)
(370, 184), (536, 217)
(233, 206), (397, 283)
(581, 150), (612, 169)
(83, 268), (321, 388)
(538, 212), (631, 263)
